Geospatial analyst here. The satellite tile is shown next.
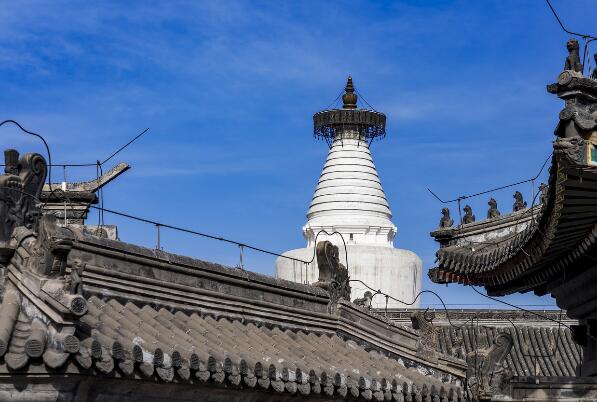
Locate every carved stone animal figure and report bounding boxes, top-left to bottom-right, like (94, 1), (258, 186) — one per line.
(466, 332), (514, 400)
(411, 309), (437, 350)
(463, 205), (475, 224)
(513, 191), (527, 212)
(439, 207), (454, 228)
(353, 291), (373, 308)
(313, 241), (351, 305)
(565, 39), (583, 73)
(487, 198), (500, 219)
(539, 183), (549, 205)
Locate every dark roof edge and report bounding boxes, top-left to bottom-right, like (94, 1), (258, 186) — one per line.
(3, 222), (467, 380)
(430, 205), (542, 245)
(71, 226), (327, 298)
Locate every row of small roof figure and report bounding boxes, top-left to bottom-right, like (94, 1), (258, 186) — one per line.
(439, 184), (548, 228)
(565, 38), (597, 78)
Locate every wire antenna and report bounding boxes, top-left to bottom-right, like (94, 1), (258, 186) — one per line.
(100, 127), (150, 166)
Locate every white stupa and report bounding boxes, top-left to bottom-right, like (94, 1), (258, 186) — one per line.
(276, 77), (422, 308)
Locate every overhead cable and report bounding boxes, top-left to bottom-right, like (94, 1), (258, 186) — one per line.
(428, 153), (552, 204)
(545, 0), (597, 40)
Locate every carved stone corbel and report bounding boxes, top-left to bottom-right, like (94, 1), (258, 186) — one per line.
(313, 241), (351, 307)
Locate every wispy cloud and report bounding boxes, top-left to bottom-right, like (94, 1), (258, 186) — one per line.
(2, 0), (595, 308)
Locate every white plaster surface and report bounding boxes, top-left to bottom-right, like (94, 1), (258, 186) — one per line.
(276, 134), (422, 308)
(303, 137), (396, 247)
(276, 245), (422, 309)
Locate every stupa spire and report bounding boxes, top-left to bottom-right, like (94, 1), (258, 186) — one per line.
(342, 75), (358, 109)
(276, 76), (422, 309)
(306, 79), (394, 246)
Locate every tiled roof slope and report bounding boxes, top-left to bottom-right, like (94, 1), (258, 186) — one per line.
(386, 309), (580, 378)
(0, 214), (466, 401)
(65, 295), (459, 400)
(435, 325), (580, 377)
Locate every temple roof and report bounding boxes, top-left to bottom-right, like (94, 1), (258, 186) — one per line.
(0, 177), (465, 402)
(428, 71), (597, 304)
(386, 309), (580, 377)
(429, 140), (596, 296)
(435, 325), (580, 377)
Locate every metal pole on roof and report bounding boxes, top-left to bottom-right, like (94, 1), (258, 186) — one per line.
(63, 166), (67, 226)
(156, 224), (161, 250)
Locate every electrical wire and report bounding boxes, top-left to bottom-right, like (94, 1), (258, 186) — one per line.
(467, 280), (572, 330)
(1, 185), (577, 332)
(0, 119), (54, 193)
(428, 153), (552, 205)
(350, 278), (484, 330)
(100, 127), (149, 166)
(545, 0), (597, 41)
(545, 0), (597, 76)
(86, 204), (313, 264)
(0, 186), (313, 266)
(0, 127), (150, 169)
(354, 89), (376, 110)
(324, 89), (345, 110)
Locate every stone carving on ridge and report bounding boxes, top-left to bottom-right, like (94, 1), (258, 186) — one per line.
(565, 39), (583, 73)
(512, 191), (527, 212)
(440, 207), (454, 228)
(0, 149), (47, 244)
(466, 332), (513, 401)
(30, 214), (87, 316)
(34, 214), (75, 277)
(487, 198), (500, 219)
(547, 42), (597, 139)
(554, 137), (587, 165)
(411, 309), (446, 363)
(462, 205), (475, 224)
(557, 99), (597, 138)
(313, 241), (351, 306)
(353, 290), (373, 308)
(539, 183), (549, 205)
(411, 309), (438, 351)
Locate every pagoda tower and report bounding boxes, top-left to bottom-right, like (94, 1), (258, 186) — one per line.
(276, 77), (422, 308)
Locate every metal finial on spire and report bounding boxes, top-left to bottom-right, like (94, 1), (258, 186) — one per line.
(313, 76), (386, 144)
(342, 75), (358, 109)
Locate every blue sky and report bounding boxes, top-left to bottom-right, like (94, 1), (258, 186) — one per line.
(2, 0), (596, 309)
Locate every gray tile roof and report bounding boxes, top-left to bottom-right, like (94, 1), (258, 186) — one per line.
(436, 325), (580, 377)
(0, 289), (465, 401)
(0, 214), (466, 401)
(429, 141), (597, 296)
